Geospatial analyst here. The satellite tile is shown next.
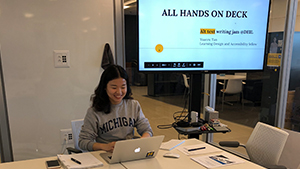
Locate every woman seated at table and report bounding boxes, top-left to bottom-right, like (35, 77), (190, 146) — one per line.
(78, 65), (153, 153)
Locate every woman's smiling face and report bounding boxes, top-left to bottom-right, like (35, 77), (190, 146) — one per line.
(106, 77), (127, 105)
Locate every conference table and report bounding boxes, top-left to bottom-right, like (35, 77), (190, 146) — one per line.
(216, 74), (247, 80)
(0, 152), (124, 169)
(0, 139), (265, 169)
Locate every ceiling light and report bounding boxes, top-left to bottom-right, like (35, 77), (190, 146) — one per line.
(124, 0), (136, 6)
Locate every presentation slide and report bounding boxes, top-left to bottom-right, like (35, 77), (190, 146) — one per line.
(138, 0), (270, 72)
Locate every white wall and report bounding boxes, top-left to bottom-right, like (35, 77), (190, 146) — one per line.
(0, 0), (114, 160)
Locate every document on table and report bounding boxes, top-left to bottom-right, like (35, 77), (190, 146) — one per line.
(57, 153), (103, 169)
(177, 143), (222, 155)
(160, 139), (185, 150)
(191, 152), (245, 168)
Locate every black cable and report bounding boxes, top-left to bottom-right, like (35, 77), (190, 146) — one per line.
(176, 91), (190, 122)
(157, 109), (189, 130)
(157, 124), (173, 129)
(157, 85), (191, 129)
(173, 111), (188, 122)
(120, 162), (128, 169)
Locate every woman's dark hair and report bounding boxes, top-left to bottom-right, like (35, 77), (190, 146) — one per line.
(91, 65), (132, 114)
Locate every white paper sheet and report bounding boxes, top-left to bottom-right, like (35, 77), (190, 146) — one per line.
(177, 143), (222, 155)
(191, 153), (245, 168)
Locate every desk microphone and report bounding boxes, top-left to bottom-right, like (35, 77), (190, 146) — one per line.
(219, 141), (240, 148)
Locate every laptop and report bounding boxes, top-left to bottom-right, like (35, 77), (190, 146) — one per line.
(100, 135), (165, 164)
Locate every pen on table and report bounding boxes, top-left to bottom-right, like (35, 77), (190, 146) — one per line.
(188, 147), (206, 151)
(71, 157), (81, 165)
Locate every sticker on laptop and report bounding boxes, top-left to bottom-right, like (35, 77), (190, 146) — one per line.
(146, 151), (155, 157)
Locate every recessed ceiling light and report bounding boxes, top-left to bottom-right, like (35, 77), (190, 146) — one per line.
(124, 0), (136, 6)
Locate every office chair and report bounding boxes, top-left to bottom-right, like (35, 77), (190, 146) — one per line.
(278, 129), (300, 169)
(66, 119), (84, 154)
(182, 74), (190, 99)
(219, 79), (244, 111)
(219, 122), (289, 169)
(291, 87), (300, 131)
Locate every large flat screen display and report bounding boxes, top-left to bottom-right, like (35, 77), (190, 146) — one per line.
(138, 0), (271, 72)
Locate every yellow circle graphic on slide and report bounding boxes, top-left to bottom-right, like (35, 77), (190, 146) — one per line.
(155, 44), (163, 53)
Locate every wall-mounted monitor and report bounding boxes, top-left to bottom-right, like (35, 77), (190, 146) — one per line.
(137, 0), (271, 72)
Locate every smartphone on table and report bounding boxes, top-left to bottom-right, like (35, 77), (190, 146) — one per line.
(45, 160), (60, 169)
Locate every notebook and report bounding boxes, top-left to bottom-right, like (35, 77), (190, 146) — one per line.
(100, 135), (164, 164)
(57, 152), (103, 169)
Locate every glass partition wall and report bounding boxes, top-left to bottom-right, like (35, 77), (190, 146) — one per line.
(286, 2), (300, 133)
(123, 0), (298, 158)
(124, 1), (192, 141)
(211, 0), (294, 156)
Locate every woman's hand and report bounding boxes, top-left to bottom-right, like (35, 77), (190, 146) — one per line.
(93, 142), (116, 152)
(103, 142), (116, 152)
(140, 132), (151, 138)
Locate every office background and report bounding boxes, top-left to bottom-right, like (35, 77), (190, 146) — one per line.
(0, 0), (115, 160)
(0, 0), (299, 162)
(123, 0), (300, 161)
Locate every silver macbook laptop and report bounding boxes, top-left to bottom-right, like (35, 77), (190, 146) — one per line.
(100, 135), (164, 164)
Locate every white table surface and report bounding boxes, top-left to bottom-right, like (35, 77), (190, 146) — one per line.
(217, 75), (247, 80)
(121, 139), (265, 169)
(0, 150), (124, 169)
(0, 139), (265, 169)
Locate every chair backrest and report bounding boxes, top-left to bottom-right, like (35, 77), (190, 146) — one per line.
(182, 74), (189, 88)
(246, 122), (289, 166)
(224, 79), (243, 94)
(278, 129), (300, 169)
(71, 119), (84, 150)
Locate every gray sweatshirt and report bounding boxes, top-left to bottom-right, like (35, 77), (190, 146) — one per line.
(78, 99), (153, 151)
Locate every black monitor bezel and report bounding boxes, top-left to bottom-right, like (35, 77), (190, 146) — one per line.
(136, 0), (271, 74)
